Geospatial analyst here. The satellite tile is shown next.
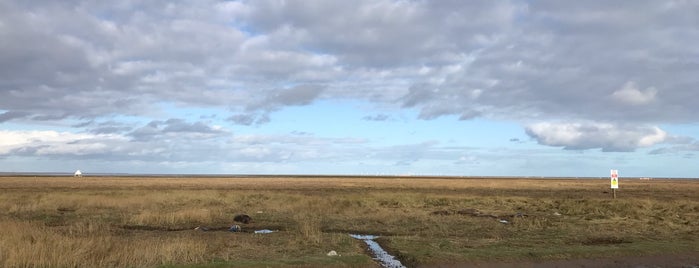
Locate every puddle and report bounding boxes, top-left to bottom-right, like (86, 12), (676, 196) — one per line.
(350, 234), (406, 268)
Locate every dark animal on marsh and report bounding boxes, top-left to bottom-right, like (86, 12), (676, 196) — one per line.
(234, 214), (252, 224)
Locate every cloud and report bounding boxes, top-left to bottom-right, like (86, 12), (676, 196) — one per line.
(83, 121), (133, 134)
(227, 84), (324, 125)
(611, 81), (657, 105)
(2, 1), (699, 175)
(227, 114), (257, 126)
(249, 84), (325, 111)
(0, 111), (28, 122)
(128, 119), (227, 141)
(0, 130), (127, 156)
(362, 114), (390, 121)
(2, 1), (698, 127)
(649, 140), (699, 155)
(525, 122), (667, 152)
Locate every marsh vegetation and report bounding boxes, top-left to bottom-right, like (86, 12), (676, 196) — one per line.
(0, 176), (697, 267)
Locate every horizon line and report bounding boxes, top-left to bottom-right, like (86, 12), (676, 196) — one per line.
(0, 172), (694, 180)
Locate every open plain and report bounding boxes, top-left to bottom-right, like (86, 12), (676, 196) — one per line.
(0, 176), (697, 267)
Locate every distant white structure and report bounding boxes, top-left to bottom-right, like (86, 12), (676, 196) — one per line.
(640, 177), (652, 180)
(74, 170), (82, 177)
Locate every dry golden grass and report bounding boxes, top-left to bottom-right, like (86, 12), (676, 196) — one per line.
(0, 176), (697, 267)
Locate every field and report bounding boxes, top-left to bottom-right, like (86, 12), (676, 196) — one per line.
(0, 176), (698, 267)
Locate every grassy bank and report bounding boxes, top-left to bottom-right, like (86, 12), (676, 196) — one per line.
(0, 176), (697, 267)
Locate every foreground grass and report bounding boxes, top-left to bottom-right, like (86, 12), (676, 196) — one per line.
(0, 176), (697, 267)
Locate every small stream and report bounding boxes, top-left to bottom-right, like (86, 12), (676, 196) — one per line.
(349, 234), (406, 268)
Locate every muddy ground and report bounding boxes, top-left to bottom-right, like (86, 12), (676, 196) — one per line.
(426, 253), (699, 268)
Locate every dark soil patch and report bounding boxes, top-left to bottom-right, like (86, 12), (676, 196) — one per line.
(322, 228), (398, 236)
(581, 236), (631, 245)
(56, 207), (77, 212)
(430, 208), (528, 219)
(120, 225), (193, 231)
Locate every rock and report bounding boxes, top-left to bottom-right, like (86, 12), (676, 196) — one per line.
(327, 250), (338, 256)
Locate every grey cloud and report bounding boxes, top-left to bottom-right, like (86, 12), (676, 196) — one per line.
(269, 84), (324, 106)
(72, 120), (95, 128)
(237, 1), (520, 68)
(649, 148), (673, 155)
(362, 114), (390, 121)
(129, 119), (227, 141)
(161, 119), (222, 133)
(83, 121), (133, 134)
(90, 126), (133, 135)
(246, 84), (325, 111)
(227, 113), (270, 126)
(401, 84), (436, 108)
(227, 84), (324, 125)
(649, 141), (699, 155)
(0, 111), (28, 122)
(32, 114), (69, 121)
(290, 131), (312, 136)
(382, 1), (699, 125)
(0, 1), (249, 121)
(1, 0), (699, 134)
(227, 114), (256, 126)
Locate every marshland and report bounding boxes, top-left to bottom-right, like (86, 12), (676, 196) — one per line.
(0, 176), (697, 267)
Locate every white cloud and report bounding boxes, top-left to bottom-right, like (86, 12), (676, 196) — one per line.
(0, 130), (126, 155)
(525, 122), (667, 152)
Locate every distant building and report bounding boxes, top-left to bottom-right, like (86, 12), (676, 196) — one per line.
(74, 170), (83, 177)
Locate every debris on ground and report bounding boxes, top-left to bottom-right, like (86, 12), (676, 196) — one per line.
(254, 229), (276, 234)
(499, 219), (509, 224)
(553, 212), (562, 216)
(234, 214), (252, 224)
(228, 225), (241, 232)
(327, 250), (338, 256)
(194, 226), (209, 231)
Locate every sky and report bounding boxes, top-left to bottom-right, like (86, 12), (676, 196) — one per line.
(1, 1), (698, 177)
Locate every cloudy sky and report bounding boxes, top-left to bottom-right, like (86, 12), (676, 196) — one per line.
(1, 1), (698, 177)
